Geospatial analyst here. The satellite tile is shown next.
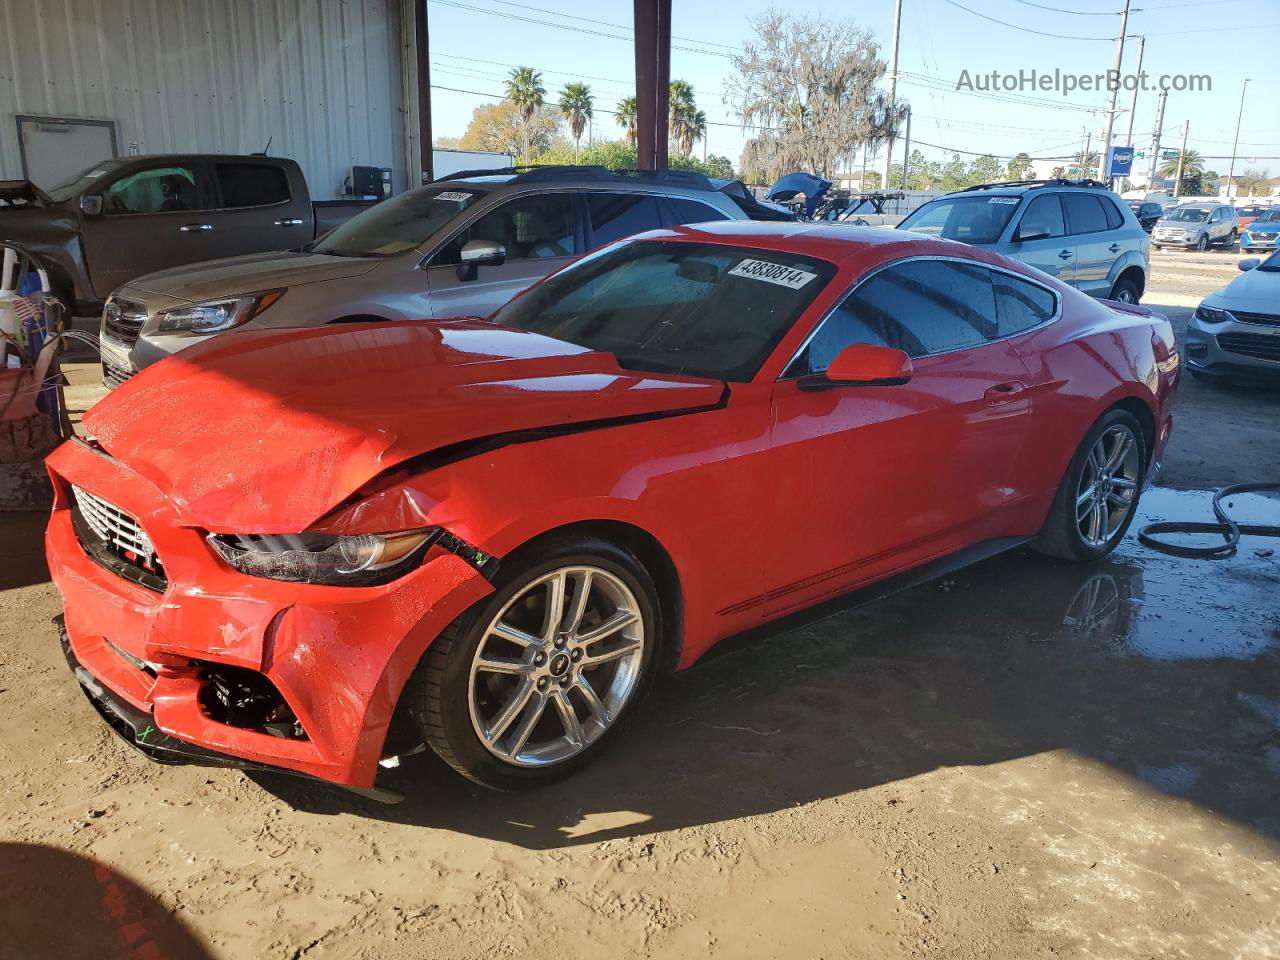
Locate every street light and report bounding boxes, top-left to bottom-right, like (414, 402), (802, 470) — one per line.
(1226, 78), (1251, 200)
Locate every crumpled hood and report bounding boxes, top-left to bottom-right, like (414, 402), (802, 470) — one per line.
(128, 250), (382, 304)
(83, 320), (723, 532)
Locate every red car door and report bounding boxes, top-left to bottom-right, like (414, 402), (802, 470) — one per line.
(763, 257), (1036, 617)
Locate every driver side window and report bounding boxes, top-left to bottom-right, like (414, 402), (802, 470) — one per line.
(432, 193), (582, 266)
(102, 165), (212, 215)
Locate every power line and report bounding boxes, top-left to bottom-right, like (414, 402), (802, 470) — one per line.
(1008, 0), (1118, 15)
(936, 0), (1115, 39)
(455, 0), (742, 52)
(432, 52), (634, 91)
(898, 72), (1099, 112)
(428, 0), (736, 58)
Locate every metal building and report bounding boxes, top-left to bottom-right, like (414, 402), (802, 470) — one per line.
(0, 0), (414, 196)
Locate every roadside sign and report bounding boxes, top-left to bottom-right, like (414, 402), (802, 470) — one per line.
(1107, 146), (1135, 177)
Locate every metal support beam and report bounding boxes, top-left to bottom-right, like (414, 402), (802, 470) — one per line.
(633, 0), (671, 170)
(413, 0), (433, 184)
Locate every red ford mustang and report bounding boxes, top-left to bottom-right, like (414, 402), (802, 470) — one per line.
(46, 222), (1179, 795)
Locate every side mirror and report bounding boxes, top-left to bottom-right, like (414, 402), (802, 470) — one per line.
(798, 343), (913, 391)
(80, 194), (103, 217)
(1238, 258), (1260, 272)
(456, 239), (506, 281)
(1016, 227), (1050, 243)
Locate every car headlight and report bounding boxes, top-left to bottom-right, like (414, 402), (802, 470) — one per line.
(1194, 304), (1228, 324)
(209, 528), (438, 585)
(155, 290), (285, 335)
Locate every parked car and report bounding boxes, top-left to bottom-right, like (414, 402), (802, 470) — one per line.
(1151, 202), (1239, 251)
(896, 180), (1149, 303)
(1185, 248), (1280, 382)
(1125, 199), (1165, 233)
(97, 166), (772, 387)
(1240, 208), (1280, 252)
(46, 222), (1178, 795)
(0, 154), (374, 316)
(1235, 204), (1269, 234)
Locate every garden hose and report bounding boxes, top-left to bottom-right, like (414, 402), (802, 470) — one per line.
(1138, 482), (1280, 558)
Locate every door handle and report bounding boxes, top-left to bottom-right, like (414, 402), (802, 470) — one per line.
(1109, 243), (1121, 253)
(179, 223), (213, 232)
(274, 218), (304, 226)
(984, 381), (1026, 401)
(1057, 249), (1072, 260)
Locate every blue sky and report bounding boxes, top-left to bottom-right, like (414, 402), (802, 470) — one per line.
(425, 0), (1279, 177)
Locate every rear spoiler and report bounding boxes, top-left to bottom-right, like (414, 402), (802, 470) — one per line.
(0, 180), (52, 206)
(1101, 298), (1159, 319)
(713, 179), (796, 222)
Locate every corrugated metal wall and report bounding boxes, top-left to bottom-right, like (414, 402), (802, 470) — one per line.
(0, 0), (408, 196)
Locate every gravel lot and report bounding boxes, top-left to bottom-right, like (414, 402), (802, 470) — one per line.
(1, 247), (1276, 960)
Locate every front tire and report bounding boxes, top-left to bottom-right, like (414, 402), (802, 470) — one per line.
(1108, 275), (1140, 304)
(1196, 235), (1209, 252)
(1033, 409), (1146, 562)
(410, 536), (661, 790)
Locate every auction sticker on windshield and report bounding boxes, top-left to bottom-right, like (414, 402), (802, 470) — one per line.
(435, 191), (474, 202)
(728, 259), (818, 289)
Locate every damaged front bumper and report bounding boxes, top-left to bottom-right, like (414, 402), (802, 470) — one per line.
(45, 438), (494, 790)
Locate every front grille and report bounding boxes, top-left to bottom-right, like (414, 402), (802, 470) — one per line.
(71, 486), (167, 589)
(1216, 332), (1280, 363)
(102, 359), (135, 389)
(102, 297), (148, 348)
(1228, 310), (1280, 328)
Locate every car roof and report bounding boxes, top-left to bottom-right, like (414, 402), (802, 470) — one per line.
(630, 220), (948, 266)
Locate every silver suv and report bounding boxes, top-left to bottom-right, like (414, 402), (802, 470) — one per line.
(896, 179), (1149, 303)
(1151, 202), (1238, 252)
(98, 166), (769, 386)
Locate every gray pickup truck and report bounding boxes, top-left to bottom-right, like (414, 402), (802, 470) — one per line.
(0, 154), (372, 315)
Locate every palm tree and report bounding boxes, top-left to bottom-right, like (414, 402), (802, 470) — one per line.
(504, 66), (545, 165)
(616, 96), (638, 148)
(669, 79), (697, 155)
(559, 82), (593, 153)
(682, 109), (707, 157)
(1158, 148), (1204, 180)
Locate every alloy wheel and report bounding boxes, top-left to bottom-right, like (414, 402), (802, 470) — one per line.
(1075, 425), (1140, 548)
(467, 565), (645, 767)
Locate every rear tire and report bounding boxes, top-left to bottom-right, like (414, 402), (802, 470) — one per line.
(1108, 275), (1140, 304)
(1033, 409), (1146, 563)
(409, 536), (662, 790)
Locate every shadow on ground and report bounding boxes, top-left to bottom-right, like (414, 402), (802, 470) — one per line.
(254, 488), (1280, 850)
(0, 511), (50, 590)
(0, 843), (213, 960)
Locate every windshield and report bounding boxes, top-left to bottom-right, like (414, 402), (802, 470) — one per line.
(490, 240), (836, 381)
(1165, 207), (1211, 223)
(45, 160), (126, 202)
(1256, 209), (1280, 223)
(897, 195), (1020, 244)
(311, 185), (486, 257)
(1260, 250), (1280, 272)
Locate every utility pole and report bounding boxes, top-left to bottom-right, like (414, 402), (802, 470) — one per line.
(1147, 87), (1167, 187)
(881, 0), (903, 189)
(1225, 78), (1251, 199)
(1123, 34), (1144, 151)
(1173, 121), (1189, 199)
(860, 143), (870, 190)
(901, 105), (912, 191)
(1098, 0), (1132, 187)
(1078, 129), (1093, 179)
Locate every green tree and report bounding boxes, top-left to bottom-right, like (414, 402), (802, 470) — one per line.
(939, 153), (968, 191)
(457, 101), (563, 160)
(532, 140), (733, 179)
(1051, 165), (1067, 179)
(905, 150), (934, 190)
(615, 96), (638, 148)
(558, 82), (593, 152)
(1236, 168), (1273, 197)
(669, 80), (705, 156)
(504, 66), (546, 165)
(1158, 148), (1202, 180)
(1006, 152), (1033, 181)
(862, 170), (882, 191)
(969, 154), (1003, 185)
(888, 162), (904, 189)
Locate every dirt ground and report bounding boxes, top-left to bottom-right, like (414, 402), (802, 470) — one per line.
(1, 249), (1277, 960)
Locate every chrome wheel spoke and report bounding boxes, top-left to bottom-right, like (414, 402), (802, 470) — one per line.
(1105, 432), (1132, 471)
(563, 570), (593, 636)
(475, 654), (533, 676)
(486, 677), (535, 745)
(575, 609), (638, 646)
(582, 636), (643, 668)
(574, 675), (611, 724)
(551, 688), (585, 747)
(1076, 483), (1098, 514)
(490, 620), (540, 648)
(541, 570), (568, 641)
(1111, 476), (1136, 491)
(505, 690), (549, 758)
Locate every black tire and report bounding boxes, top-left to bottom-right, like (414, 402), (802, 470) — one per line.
(1108, 275), (1140, 304)
(1033, 408), (1147, 563)
(409, 535), (662, 790)
(1220, 229), (1238, 248)
(1196, 234), (1209, 252)
(1152, 244), (1162, 252)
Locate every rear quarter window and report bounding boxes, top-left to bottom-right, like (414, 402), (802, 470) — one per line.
(216, 163), (291, 208)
